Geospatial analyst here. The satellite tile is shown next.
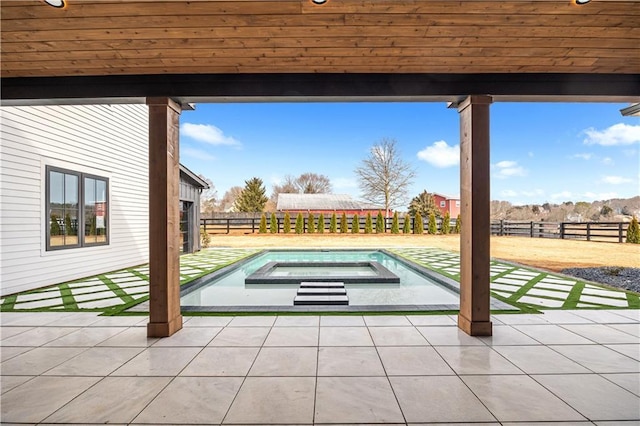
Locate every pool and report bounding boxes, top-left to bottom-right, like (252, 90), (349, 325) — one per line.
(180, 249), (461, 311)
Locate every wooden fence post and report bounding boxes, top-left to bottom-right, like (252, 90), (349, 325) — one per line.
(586, 222), (591, 241)
(226, 219), (230, 234)
(619, 222), (624, 243)
(560, 222), (565, 239)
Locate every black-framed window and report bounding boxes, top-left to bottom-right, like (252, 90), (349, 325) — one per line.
(46, 166), (109, 250)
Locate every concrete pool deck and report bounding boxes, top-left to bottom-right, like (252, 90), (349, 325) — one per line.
(1, 309), (639, 424)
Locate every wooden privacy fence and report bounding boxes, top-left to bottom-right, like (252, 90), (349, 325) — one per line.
(491, 220), (629, 243)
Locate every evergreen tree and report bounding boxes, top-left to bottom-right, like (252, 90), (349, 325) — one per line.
(352, 214), (360, 233)
(283, 212), (291, 233)
(391, 211), (400, 234)
(414, 212), (424, 234)
(340, 212), (348, 233)
(376, 211), (385, 233)
(428, 211), (437, 234)
(50, 213), (61, 236)
(454, 214), (461, 234)
(295, 213), (304, 234)
(64, 213), (76, 236)
(330, 212), (337, 233)
(442, 211), (451, 234)
(626, 216), (640, 243)
(308, 212), (316, 234)
(365, 212), (373, 234)
(270, 212), (278, 233)
(408, 190), (440, 218)
(403, 214), (411, 233)
(259, 213), (267, 233)
(318, 213), (325, 234)
(234, 177), (269, 212)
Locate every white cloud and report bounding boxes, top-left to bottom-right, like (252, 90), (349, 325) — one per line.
(551, 191), (572, 200)
(492, 160), (527, 179)
(583, 191), (618, 201)
(583, 123), (640, 146)
(601, 157), (614, 166)
(417, 140), (459, 168)
(570, 153), (593, 160)
(181, 123), (240, 147)
(333, 177), (358, 189)
(181, 147), (216, 161)
(522, 189), (545, 197)
(601, 175), (632, 185)
(500, 189), (518, 197)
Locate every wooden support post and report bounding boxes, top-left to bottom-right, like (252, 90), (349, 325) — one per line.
(457, 95), (493, 336)
(147, 97), (182, 338)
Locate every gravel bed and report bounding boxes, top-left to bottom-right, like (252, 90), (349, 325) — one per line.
(561, 267), (640, 293)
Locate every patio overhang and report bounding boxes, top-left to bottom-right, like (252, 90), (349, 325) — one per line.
(2, 0), (638, 337)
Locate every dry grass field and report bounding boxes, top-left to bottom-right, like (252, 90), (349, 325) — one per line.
(208, 234), (640, 272)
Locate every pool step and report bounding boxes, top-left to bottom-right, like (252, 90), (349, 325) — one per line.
(294, 282), (349, 305)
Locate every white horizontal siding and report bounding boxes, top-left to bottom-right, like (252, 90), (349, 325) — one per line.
(0, 104), (150, 296)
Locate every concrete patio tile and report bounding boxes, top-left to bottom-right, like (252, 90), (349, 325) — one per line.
(407, 315), (456, 326)
(579, 295), (629, 307)
(152, 327), (221, 347)
(209, 327), (270, 347)
(44, 376), (171, 424)
(87, 316), (148, 327)
(501, 423), (591, 426)
(0, 347), (86, 375)
(390, 376), (496, 423)
(478, 325), (540, 346)
(249, 347), (317, 376)
(315, 376), (404, 424)
(0, 312), (74, 326)
(538, 310), (595, 324)
(601, 373), (640, 396)
(264, 326), (319, 346)
(609, 310), (640, 321)
(44, 327), (125, 347)
(369, 326), (429, 346)
(1, 375), (33, 394)
(492, 345), (591, 374)
(607, 323), (640, 337)
(571, 310), (639, 323)
(1, 376), (100, 423)
(182, 316), (233, 327)
(319, 326), (374, 346)
(274, 315), (319, 326)
(560, 324), (640, 344)
(604, 344), (640, 361)
(181, 347), (259, 376)
(76, 297), (124, 309)
(434, 346), (522, 375)
(0, 346), (33, 362)
(512, 324), (595, 345)
(462, 375), (585, 422)
(319, 315), (365, 326)
(594, 422), (640, 425)
(44, 312), (103, 326)
(550, 345), (640, 373)
(97, 327), (160, 347)
(517, 295), (566, 308)
(0, 326), (33, 339)
(417, 326), (485, 346)
(227, 316), (275, 327)
(534, 373), (640, 421)
(317, 346), (385, 376)
(0, 326), (79, 346)
(111, 347), (201, 376)
(363, 315), (412, 326)
(224, 377), (315, 424)
(133, 377), (243, 424)
(492, 314), (549, 325)
(377, 346), (455, 376)
(43, 347), (143, 376)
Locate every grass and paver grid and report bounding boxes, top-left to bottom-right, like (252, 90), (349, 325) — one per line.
(1, 247), (637, 313)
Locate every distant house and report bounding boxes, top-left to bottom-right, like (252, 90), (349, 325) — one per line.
(433, 193), (461, 218)
(179, 164), (209, 253)
(276, 194), (386, 216)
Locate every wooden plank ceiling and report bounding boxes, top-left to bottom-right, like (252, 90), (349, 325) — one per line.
(1, 0), (639, 78)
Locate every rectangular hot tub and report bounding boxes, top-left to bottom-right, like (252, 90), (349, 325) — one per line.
(244, 261), (400, 284)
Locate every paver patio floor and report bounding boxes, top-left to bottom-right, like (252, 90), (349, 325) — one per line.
(1, 309), (638, 424)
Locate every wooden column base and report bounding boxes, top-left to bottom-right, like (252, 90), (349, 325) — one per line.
(458, 314), (492, 336)
(147, 315), (183, 337)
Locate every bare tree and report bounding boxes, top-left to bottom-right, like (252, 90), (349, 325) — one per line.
(296, 173), (332, 194)
(198, 174), (218, 216)
(219, 186), (243, 212)
(355, 138), (415, 215)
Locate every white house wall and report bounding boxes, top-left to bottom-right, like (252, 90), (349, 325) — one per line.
(0, 104), (149, 296)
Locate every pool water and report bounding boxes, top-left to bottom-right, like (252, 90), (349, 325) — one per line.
(180, 250), (459, 308)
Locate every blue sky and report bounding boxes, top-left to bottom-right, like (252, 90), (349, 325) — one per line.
(179, 102), (639, 207)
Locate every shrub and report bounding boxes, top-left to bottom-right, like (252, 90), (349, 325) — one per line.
(391, 211), (399, 234)
(352, 214), (360, 233)
(318, 213), (325, 234)
(259, 213), (267, 233)
(340, 213), (348, 233)
(283, 212), (291, 233)
(365, 212), (373, 234)
(442, 211), (451, 234)
(64, 213), (76, 236)
(200, 228), (210, 248)
(454, 214), (461, 234)
(308, 213), (316, 234)
(403, 214), (411, 233)
(270, 213), (278, 233)
(50, 213), (61, 236)
(428, 211), (437, 234)
(627, 216), (640, 243)
(414, 212), (424, 234)
(295, 213), (304, 234)
(376, 211), (385, 233)
(330, 212), (337, 233)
